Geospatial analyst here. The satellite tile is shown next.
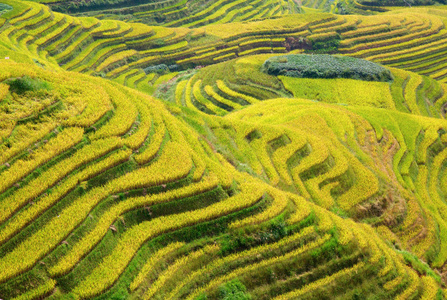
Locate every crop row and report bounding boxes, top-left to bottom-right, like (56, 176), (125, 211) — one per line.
(6, 0), (447, 90)
(49, 174), (220, 277)
(0, 127), (84, 195)
(11, 279), (56, 300)
(143, 244), (220, 299)
(71, 182), (263, 297)
(0, 141), (192, 282)
(129, 242), (185, 291)
(305, 145), (349, 208)
(134, 107), (166, 165)
(273, 262), (365, 299)
(169, 226), (318, 298)
(230, 187), (289, 228)
(187, 233), (331, 299)
(50, 0), (294, 28)
(0, 1), (333, 89)
(90, 84), (138, 140)
(271, 132), (308, 186)
(192, 80), (227, 115)
(341, 14), (442, 54)
(249, 129), (285, 184)
(0, 147), (132, 245)
(0, 121), (57, 166)
(2, 2), (447, 299)
(0, 137), (122, 225)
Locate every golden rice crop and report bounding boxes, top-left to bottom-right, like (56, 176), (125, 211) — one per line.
(0, 137), (122, 224)
(168, 226), (317, 299)
(272, 262), (365, 299)
(129, 242), (185, 291)
(49, 174), (219, 276)
(187, 234), (331, 300)
(0, 127), (84, 194)
(0, 148), (132, 244)
(71, 182), (263, 297)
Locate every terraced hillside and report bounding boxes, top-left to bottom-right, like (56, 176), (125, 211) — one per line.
(2, 0), (447, 299)
(4, 0), (447, 95)
(45, 0), (300, 26)
(0, 57), (444, 300)
(169, 54), (447, 269)
(27, 0), (393, 19)
(171, 54), (447, 116)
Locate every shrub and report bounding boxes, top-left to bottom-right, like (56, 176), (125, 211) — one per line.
(262, 54), (393, 82)
(7, 76), (52, 94)
(218, 279), (252, 300)
(168, 64), (180, 71)
(310, 37), (341, 53)
(0, 3), (12, 15)
(143, 64), (169, 75)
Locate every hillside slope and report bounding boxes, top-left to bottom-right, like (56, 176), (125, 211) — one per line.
(1, 0), (447, 299)
(4, 0), (447, 93)
(0, 59), (444, 300)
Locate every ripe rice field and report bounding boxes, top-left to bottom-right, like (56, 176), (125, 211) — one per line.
(2, 0), (447, 298)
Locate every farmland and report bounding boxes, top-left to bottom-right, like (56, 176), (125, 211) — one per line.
(2, 0), (447, 298)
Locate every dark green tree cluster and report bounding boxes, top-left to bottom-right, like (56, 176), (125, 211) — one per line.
(262, 54), (393, 82)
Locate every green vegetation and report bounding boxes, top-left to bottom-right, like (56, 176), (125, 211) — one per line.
(218, 279), (252, 300)
(262, 54), (393, 81)
(2, 0), (447, 299)
(6, 76), (52, 94)
(0, 3), (11, 15)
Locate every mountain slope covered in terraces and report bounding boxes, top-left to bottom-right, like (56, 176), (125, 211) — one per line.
(1, 0), (447, 299)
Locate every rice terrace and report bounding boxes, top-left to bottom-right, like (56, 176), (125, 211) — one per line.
(4, 0), (447, 298)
